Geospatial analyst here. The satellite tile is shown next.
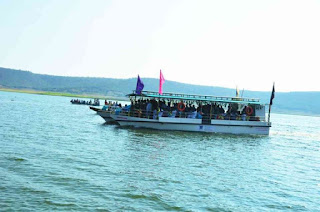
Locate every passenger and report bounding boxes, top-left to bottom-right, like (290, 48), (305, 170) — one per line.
(191, 105), (196, 112)
(227, 104), (232, 114)
(160, 101), (167, 110)
(141, 100), (146, 113)
(123, 104), (131, 112)
(188, 111), (197, 118)
(170, 110), (177, 118)
(196, 106), (202, 114)
(230, 112), (236, 120)
(146, 101), (152, 118)
(196, 111), (202, 119)
(162, 111), (169, 117)
(242, 106), (247, 115)
(241, 113), (246, 121)
(158, 110), (163, 117)
(153, 109), (158, 119)
(115, 108), (121, 115)
(221, 107), (225, 114)
(151, 99), (158, 111)
(185, 104), (190, 113)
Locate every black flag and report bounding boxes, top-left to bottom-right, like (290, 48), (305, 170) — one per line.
(270, 83), (275, 105)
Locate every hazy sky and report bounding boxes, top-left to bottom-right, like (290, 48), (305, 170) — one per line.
(1, 0), (320, 91)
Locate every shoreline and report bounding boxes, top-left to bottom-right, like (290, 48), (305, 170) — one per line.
(0, 88), (129, 101)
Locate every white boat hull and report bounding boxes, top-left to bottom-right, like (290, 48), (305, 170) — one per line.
(110, 115), (270, 135)
(97, 110), (115, 123)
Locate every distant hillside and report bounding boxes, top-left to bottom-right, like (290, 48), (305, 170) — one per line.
(1, 67), (320, 115)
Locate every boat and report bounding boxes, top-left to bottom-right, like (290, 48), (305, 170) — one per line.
(89, 106), (100, 112)
(109, 90), (272, 135)
(71, 98), (100, 106)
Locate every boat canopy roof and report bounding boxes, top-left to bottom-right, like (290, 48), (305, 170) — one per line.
(128, 91), (263, 105)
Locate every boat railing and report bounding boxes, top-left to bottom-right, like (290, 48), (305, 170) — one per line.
(116, 107), (266, 122)
(129, 90), (261, 104)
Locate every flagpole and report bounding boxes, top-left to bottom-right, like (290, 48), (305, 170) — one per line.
(268, 103), (271, 123)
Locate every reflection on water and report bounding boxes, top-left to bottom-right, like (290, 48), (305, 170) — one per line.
(0, 91), (320, 211)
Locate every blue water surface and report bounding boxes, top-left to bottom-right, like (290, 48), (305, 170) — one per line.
(0, 91), (319, 211)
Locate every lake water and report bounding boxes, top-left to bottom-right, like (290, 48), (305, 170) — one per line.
(1, 91), (320, 211)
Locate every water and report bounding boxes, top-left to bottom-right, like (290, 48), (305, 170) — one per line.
(1, 91), (320, 211)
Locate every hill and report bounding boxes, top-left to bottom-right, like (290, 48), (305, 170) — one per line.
(1, 67), (319, 115)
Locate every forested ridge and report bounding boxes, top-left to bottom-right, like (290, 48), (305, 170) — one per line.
(1, 67), (319, 115)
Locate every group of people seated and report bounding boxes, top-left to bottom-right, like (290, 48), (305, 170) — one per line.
(121, 98), (258, 121)
(102, 100), (127, 112)
(104, 100), (123, 107)
(71, 99), (100, 106)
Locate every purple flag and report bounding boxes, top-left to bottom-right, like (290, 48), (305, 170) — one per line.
(136, 75), (144, 94)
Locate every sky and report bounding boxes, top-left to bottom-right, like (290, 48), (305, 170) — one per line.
(1, 0), (320, 92)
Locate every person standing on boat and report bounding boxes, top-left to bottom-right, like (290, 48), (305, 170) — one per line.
(196, 106), (203, 119)
(146, 101), (152, 118)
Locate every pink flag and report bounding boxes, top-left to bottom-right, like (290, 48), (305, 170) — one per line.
(159, 69), (165, 95)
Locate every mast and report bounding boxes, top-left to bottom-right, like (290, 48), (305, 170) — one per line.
(268, 105), (271, 123)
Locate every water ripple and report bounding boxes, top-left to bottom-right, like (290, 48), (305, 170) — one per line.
(1, 92), (320, 211)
